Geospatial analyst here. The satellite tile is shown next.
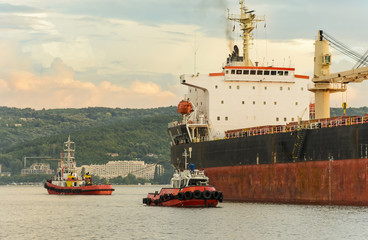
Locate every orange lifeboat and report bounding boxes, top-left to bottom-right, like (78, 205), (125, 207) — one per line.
(177, 100), (192, 115)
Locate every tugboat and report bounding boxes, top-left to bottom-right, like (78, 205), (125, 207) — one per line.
(143, 149), (222, 207)
(44, 136), (114, 195)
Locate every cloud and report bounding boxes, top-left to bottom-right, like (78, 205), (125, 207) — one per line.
(0, 0), (367, 111)
(0, 42), (179, 109)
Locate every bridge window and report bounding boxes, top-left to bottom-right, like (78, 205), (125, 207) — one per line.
(225, 70), (229, 74)
(271, 71), (276, 75)
(257, 70), (263, 75)
(250, 70), (256, 75)
(217, 116), (220, 120)
(278, 71), (284, 76)
(225, 117), (228, 121)
(231, 70), (235, 74)
(236, 70), (242, 74)
(276, 117), (279, 121)
(285, 71), (289, 76)
(264, 70), (270, 75)
(243, 70), (249, 75)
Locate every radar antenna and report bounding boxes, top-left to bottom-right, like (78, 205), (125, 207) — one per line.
(228, 0), (265, 66)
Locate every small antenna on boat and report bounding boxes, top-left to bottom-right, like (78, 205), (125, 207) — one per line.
(182, 149), (189, 170)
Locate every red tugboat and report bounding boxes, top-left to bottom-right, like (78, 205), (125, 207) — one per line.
(143, 149), (222, 207)
(44, 136), (114, 195)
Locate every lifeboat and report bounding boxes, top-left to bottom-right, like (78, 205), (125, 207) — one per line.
(177, 100), (192, 115)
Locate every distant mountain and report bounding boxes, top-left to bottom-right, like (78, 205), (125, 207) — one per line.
(0, 106), (177, 150)
(0, 106), (180, 174)
(330, 107), (368, 117)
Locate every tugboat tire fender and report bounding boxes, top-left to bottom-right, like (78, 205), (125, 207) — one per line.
(218, 192), (223, 202)
(211, 191), (220, 200)
(193, 190), (202, 199)
(184, 191), (193, 200)
(177, 192), (185, 200)
(203, 190), (211, 200)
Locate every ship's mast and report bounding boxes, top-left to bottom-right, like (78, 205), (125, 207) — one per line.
(228, 0), (264, 66)
(61, 136), (76, 174)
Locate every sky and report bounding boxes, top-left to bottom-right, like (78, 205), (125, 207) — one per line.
(0, 0), (367, 109)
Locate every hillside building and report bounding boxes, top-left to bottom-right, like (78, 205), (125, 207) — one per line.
(78, 160), (163, 180)
(21, 163), (54, 175)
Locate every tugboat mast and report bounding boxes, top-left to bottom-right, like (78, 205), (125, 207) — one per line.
(61, 136), (76, 175)
(228, 0), (264, 66)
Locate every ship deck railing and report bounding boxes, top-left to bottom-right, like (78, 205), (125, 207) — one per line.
(225, 115), (368, 139)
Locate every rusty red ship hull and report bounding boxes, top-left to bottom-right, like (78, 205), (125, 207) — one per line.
(44, 181), (114, 195)
(205, 158), (368, 205)
(143, 186), (222, 207)
(170, 122), (368, 205)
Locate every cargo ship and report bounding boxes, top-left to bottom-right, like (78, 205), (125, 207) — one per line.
(143, 150), (222, 207)
(168, 1), (368, 205)
(44, 136), (114, 195)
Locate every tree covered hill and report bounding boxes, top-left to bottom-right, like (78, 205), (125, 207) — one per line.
(0, 106), (177, 150)
(0, 106), (180, 174)
(330, 107), (368, 117)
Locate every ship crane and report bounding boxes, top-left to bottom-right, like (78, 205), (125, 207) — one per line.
(308, 30), (368, 119)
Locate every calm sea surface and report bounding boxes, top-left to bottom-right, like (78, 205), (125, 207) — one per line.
(1, 185), (368, 240)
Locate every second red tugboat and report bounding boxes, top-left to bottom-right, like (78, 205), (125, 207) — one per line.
(44, 136), (114, 195)
(143, 149), (222, 207)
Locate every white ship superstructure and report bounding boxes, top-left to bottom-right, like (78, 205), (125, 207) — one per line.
(172, 0), (310, 141)
(182, 65), (310, 139)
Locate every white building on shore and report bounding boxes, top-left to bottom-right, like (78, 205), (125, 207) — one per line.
(78, 160), (163, 180)
(21, 163), (54, 175)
